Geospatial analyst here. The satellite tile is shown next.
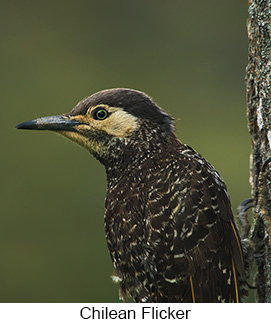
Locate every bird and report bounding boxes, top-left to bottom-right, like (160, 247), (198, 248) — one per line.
(16, 88), (244, 302)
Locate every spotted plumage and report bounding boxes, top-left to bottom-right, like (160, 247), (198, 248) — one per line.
(16, 88), (244, 302)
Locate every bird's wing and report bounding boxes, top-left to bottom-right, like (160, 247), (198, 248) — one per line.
(144, 152), (244, 302)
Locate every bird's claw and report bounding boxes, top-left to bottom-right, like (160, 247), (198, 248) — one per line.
(237, 198), (253, 239)
(237, 198), (254, 213)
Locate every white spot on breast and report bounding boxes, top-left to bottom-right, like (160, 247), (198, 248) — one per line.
(165, 277), (177, 283)
(174, 253), (185, 259)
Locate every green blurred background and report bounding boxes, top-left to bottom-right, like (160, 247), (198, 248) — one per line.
(1, 0), (251, 302)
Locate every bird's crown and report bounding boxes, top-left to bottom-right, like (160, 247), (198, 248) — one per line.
(69, 88), (174, 132)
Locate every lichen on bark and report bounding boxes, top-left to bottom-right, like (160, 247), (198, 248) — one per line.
(246, 0), (271, 303)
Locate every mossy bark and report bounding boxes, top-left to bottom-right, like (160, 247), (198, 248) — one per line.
(246, 0), (271, 303)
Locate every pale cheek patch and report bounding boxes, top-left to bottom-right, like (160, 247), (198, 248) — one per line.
(99, 109), (139, 137)
(71, 108), (139, 138)
(58, 108), (139, 154)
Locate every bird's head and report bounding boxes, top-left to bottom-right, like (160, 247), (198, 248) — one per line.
(16, 88), (174, 165)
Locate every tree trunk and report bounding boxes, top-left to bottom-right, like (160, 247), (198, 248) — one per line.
(246, 0), (271, 303)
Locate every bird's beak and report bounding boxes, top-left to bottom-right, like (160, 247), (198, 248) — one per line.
(16, 115), (83, 132)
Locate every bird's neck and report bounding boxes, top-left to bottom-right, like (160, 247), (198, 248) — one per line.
(102, 129), (180, 186)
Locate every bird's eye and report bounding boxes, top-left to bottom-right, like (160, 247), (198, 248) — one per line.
(92, 107), (109, 120)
